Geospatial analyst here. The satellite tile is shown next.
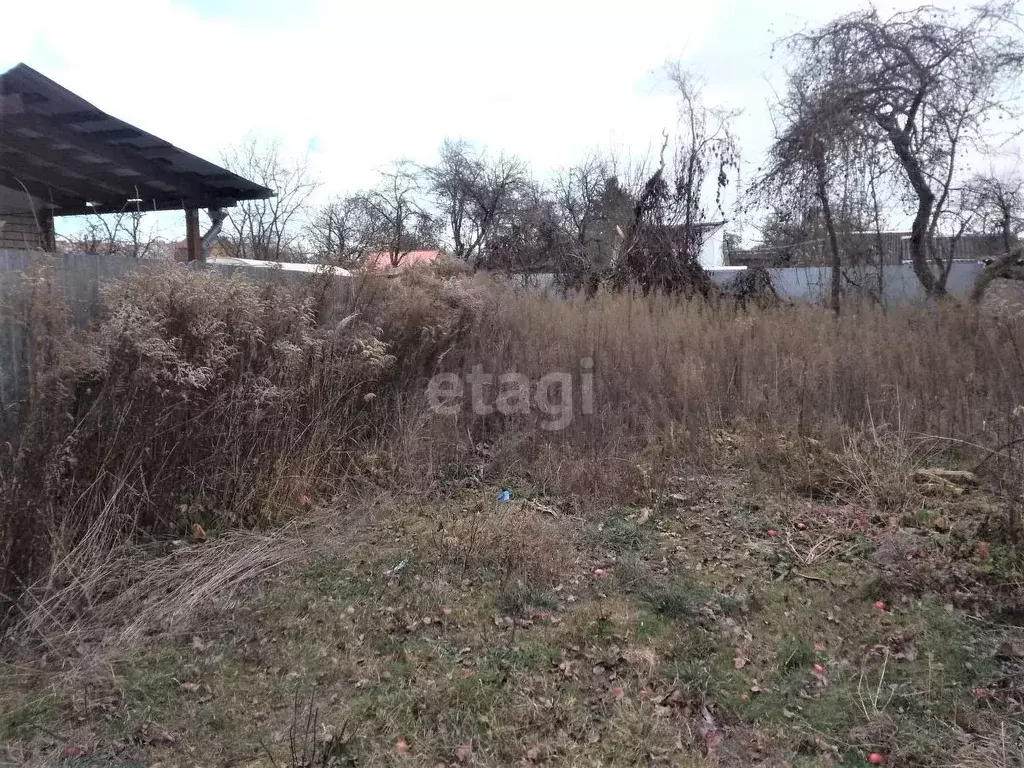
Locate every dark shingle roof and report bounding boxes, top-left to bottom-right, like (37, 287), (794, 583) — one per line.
(0, 63), (272, 215)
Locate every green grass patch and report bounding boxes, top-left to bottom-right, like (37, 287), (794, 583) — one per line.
(641, 578), (714, 620)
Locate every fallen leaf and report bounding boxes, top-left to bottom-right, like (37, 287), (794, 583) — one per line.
(698, 706), (722, 755)
(733, 646), (749, 669)
(191, 522), (206, 540)
(395, 738), (410, 755)
(146, 726), (176, 746)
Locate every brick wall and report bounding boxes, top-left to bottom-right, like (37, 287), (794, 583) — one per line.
(0, 212), (48, 250)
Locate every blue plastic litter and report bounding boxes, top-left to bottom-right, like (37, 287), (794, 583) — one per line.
(496, 489), (511, 502)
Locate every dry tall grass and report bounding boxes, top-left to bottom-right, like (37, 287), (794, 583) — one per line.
(2, 264), (1022, 638)
(396, 289), (1024, 498)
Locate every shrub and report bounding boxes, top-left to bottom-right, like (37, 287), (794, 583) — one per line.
(0, 265), (484, 620)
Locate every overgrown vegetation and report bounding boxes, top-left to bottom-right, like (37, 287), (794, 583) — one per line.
(2, 264), (1024, 765)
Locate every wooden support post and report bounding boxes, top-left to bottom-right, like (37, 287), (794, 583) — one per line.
(39, 209), (56, 252)
(185, 207), (201, 262)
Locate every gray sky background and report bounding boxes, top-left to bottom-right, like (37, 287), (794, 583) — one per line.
(3, 0), (1016, 242)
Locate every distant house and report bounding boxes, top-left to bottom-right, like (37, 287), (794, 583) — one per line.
(630, 221), (730, 269)
(364, 250), (440, 270)
(206, 255), (351, 276)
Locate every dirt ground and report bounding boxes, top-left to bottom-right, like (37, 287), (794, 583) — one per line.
(3, 469), (1023, 767)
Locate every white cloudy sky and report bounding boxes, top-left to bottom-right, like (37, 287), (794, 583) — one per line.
(0, 0), (999, 239)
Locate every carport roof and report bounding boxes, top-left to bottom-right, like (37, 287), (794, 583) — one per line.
(0, 63), (272, 216)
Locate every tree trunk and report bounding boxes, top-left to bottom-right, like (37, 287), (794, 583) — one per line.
(817, 171), (842, 316)
(878, 116), (942, 297)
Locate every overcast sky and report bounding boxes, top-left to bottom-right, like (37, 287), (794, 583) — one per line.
(1, 0), (998, 239)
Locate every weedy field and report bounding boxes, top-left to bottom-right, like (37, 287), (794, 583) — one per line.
(2, 265), (1023, 767)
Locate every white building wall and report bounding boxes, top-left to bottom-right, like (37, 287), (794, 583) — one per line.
(699, 227), (725, 268)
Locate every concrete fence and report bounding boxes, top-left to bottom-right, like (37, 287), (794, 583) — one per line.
(726, 261), (985, 304)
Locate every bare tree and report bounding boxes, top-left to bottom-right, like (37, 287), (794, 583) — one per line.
(423, 140), (528, 264)
(483, 182), (572, 282)
(304, 194), (380, 267)
(782, 3), (1024, 296)
(62, 199), (161, 258)
(965, 170), (1024, 253)
(612, 65), (739, 295)
(551, 153), (648, 291)
(120, 207), (161, 259)
(757, 62), (869, 314)
(361, 161), (438, 268)
(553, 152), (609, 249)
(221, 136), (320, 261)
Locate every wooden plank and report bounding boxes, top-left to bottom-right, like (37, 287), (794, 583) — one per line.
(40, 209), (56, 251)
(57, 196), (238, 217)
(185, 208), (201, 262)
